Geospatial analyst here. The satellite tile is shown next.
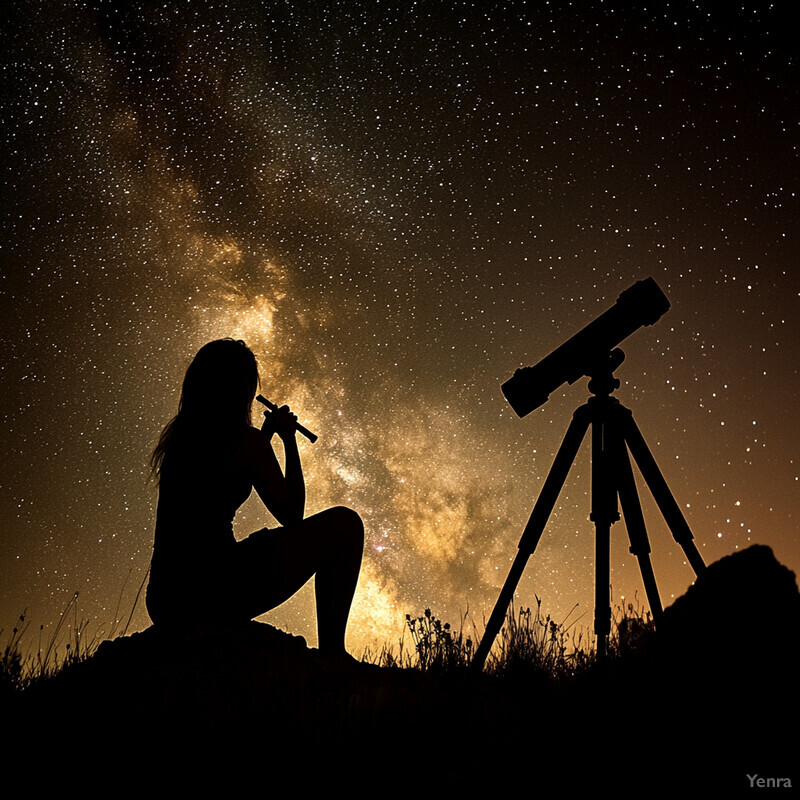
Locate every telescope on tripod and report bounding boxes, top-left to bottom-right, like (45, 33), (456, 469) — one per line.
(472, 277), (706, 671)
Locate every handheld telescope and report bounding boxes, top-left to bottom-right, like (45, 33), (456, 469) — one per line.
(256, 394), (318, 443)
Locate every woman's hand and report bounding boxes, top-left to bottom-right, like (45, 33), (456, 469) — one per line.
(261, 404), (298, 442)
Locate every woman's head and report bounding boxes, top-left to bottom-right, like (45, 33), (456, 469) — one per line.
(151, 339), (259, 477)
(179, 338), (259, 424)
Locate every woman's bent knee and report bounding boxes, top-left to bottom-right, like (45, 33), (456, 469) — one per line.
(327, 506), (364, 547)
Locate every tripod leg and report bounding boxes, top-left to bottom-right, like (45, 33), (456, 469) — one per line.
(591, 411), (619, 661)
(471, 406), (591, 671)
(594, 518), (612, 661)
(622, 415), (707, 577)
(611, 418), (664, 622)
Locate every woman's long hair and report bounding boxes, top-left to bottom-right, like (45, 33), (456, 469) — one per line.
(151, 339), (259, 480)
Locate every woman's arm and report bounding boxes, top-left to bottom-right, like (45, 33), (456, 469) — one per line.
(242, 407), (305, 526)
(272, 419), (306, 525)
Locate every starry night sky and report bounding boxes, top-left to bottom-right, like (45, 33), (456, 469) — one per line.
(2, 1), (798, 655)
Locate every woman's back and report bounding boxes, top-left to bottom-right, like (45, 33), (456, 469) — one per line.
(147, 426), (254, 624)
(154, 428), (252, 549)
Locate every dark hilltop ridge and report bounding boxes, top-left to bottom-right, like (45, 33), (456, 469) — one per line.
(10, 545), (798, 790)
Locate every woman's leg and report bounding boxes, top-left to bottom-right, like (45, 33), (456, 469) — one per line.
(239, 506), (364, 654)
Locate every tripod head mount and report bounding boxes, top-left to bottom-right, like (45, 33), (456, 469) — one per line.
(586, 348), (625, 397)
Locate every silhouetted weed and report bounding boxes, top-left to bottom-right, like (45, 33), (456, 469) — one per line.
(1, 594), (110, 695)
(368, 595), (655, 682)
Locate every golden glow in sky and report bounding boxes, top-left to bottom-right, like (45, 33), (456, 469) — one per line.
(2, 2), (798, 657)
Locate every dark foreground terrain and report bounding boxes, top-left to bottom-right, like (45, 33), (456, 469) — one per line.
(7, 545), (798, 792)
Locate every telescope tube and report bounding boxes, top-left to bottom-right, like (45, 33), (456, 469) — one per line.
(502, 277), (670, 417)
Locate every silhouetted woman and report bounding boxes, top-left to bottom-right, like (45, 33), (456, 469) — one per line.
(146, 338), (364, 656)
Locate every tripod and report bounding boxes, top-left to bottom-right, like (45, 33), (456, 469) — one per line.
(472, 349), (706, 671)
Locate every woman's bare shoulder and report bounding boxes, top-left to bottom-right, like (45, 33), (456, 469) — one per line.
(238, 424), (267, 451)
(237, 425), (279, 464)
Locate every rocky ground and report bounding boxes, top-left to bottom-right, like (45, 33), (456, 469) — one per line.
(7, 545), (798, 792)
